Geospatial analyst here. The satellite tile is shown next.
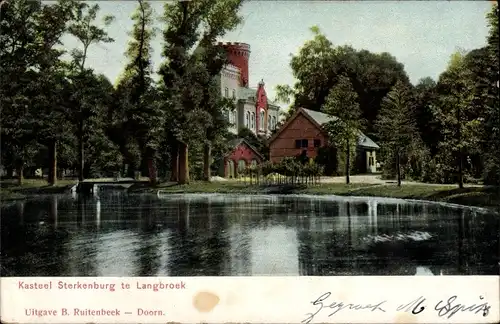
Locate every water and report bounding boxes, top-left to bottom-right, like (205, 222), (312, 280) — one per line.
(1, 192), (499, 276)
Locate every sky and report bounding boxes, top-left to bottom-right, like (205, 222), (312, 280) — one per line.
(60, 1), (494, 109)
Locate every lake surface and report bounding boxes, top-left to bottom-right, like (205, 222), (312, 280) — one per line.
(1, 192), (499, 276)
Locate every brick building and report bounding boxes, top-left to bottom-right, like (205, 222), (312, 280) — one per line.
(268, 108), (380, 174)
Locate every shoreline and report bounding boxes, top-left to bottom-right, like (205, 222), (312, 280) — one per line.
(1, 180), (499, 211)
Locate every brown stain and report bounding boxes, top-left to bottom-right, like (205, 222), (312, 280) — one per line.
(193, 291), (220, 313)
(394, 312), (418, 324)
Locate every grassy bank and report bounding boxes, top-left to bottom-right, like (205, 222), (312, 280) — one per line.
(133, 181), (500, 210)
(0, 179), (77, 201)
(1, 178), (498, 211)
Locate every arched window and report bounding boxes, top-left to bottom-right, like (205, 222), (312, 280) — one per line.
(231, 111), (236, 124)
(238, 159), (246, 171)
(272, 116), (277, 129)
(260, 110), (265, 130)
(232, 89), (236, 99)
(224, 87), (229, 97)
(251, 159), (258, 168)
(268, 115), (272, 131)
(251, 112), (255, 129)
(227, 160), (235, 178)
(245, 111), (250, 128)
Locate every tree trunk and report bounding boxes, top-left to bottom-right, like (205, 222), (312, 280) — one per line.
(345, 140), (350, 185)
(178, 142), (189, 185)
(457, 104), (464, 189)
(78, 123), (84, 182)
(458, 150), (464, 189)
(170, 141), (179, 182)
(147, 156), (157, 186)
(17, 165), (24, 186)
(396, 150), (402, 187)
(203, 143), (211, 182)
(48, 140), (57, 186)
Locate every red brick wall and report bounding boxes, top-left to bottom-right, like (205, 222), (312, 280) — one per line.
(223, 43), (250, 87)
(269, 113), (327, 163)
(255, 85), (267, 131)
(225, 143), (263, 176)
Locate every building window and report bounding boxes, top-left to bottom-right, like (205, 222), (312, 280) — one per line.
(314, 139), (321, 147)
(238, 159), (246, 171)
(245, 111), (250, 128)
(251, 159), (257, 168)
(231, 111), (236, 124)
(268, 115), (272, 131)
(251, 112), (255, 129)
(232, 89), (236, 99)
(224, 87), (229, 97)
(260, 110), (265, 130)
(272, 116), (277, 129)
(295, 139), (308, 148)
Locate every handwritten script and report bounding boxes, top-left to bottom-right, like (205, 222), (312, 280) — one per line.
(302, 292), (492, 323)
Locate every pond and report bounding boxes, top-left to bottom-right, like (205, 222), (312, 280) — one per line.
(1, 192), (499, 276)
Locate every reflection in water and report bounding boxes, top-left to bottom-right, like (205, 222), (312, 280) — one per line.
(1, 193), (499, 276)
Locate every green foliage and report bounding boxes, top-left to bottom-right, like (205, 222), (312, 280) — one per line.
(276, 26), (409, 137)
(375, 81), (418, 184)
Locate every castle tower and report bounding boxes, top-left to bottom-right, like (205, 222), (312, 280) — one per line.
(218, 42), (250, 87)
(255, 79), (268, 134)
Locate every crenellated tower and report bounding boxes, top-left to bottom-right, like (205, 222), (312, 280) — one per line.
(218, 42), (251, 87)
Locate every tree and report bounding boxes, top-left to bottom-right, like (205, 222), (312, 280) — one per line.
(111, 0), (163, 184)
(0, 0), (76, 185)
(159, 0), (243, 184)
(482, 3), (499, 185)
(322, 75), (364, 184)
(67, 2), (114, 181)
(375, 81), (417, 186)
(434, 52), (483, 188)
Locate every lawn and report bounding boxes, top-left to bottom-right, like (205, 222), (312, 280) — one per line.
(0, 178), (77, 197)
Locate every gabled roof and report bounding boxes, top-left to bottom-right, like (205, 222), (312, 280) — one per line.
(268, 107), (380, 150)
(226, 138), (265, 160)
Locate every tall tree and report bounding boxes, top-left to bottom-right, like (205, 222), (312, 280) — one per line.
(322, 75), (364, 184)
(0, 0), (75, 184)
(112, 0), (163, 184)
(67, 2), (114, 181)
(434, 52), (482, 188)
(482, 3), (499, 185)
(375, 81), (417, 187)
(159, 0), (243, 184)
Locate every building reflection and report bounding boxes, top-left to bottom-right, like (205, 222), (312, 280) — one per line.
(166, 197), (231, 276)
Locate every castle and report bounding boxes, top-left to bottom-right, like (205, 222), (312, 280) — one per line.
(216, 42), (280, 137)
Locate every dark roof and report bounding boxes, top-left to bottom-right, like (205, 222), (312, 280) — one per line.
(226, 138), (265, 160)
(268, 108), (379, 150)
